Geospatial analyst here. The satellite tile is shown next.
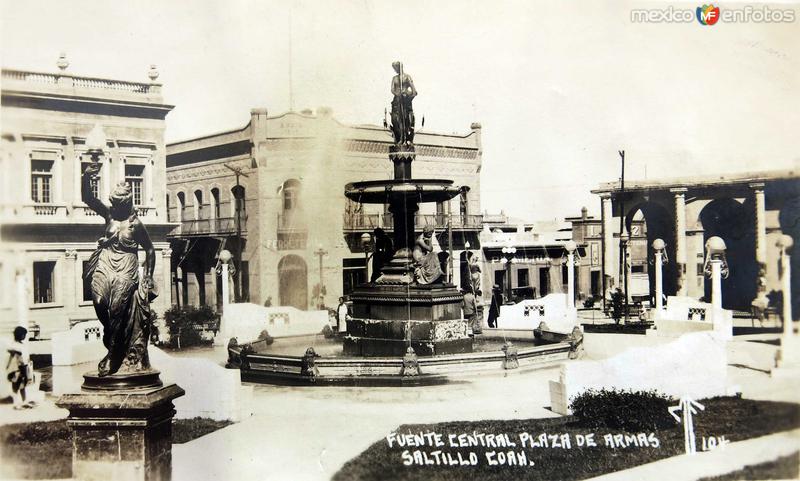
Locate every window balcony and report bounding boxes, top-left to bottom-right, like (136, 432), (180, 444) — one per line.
(11, 203), (69, 220)
(168, 217), (245, 237)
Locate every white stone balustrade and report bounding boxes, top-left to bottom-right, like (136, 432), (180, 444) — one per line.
(51, 320), (106, 366)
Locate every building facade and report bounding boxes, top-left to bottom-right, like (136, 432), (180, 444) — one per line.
(0, 62), (174, 338)
(166, 108), (483, 310)
(566, 206), (648, 302)
(593, 170), (800, 318)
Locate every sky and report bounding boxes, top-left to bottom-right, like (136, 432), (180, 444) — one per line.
(2, 0), (798, 222)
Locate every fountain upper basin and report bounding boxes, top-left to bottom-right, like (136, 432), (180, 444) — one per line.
(345, 179), (463, 204)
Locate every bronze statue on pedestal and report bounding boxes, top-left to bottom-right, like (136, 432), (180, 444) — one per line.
(82, 162), (157, 377)
(390, 61), (417, 146)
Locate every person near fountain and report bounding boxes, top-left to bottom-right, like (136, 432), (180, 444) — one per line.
(462, 289), (480, 335)
(488, 284), (502, 328)
(336, 296), (351, 335)
(82, 162), (157, 377)
(413, 226), (443, 284)
(371, 228), (393, 282)
(390, 61), (417, 145)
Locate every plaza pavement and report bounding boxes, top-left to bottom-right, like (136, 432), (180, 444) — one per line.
(0, 328), (796, 481)
(170, 331), (799, 481)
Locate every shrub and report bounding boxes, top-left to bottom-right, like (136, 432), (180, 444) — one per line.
(163, 305), (220, 349)
(569, 388), (676, 432)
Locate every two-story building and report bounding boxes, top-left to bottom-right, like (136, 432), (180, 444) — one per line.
(166, 108), (483, 310)
(0, 59), (174, 339)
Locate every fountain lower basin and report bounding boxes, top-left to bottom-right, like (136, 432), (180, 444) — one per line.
(227, 332), (578, 386)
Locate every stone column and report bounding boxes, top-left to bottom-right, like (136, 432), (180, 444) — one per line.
(653, 239), (665, 318)
(161, 249), (172, 310)
(777, 235), (793, 336)
(565, 241), (577, 311)
(772, 235), (797, 375)
(751, 183), (767, 299)
(64, 250), (78, 310)
(672, 188), (688, 296)
(601, 194), (615, 290)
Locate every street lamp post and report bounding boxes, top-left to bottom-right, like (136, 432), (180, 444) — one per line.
(501, 245), (517, 304)
(218, 249), (233, 312)
(314, 246), (328, 309)
(651, 238), (668, 318)
(565, 241), (577, 311)
(361, 233), (372, 284)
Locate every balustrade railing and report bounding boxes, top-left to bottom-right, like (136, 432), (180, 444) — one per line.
(33, 205), (58, 216)
(2, 69), (156, 94)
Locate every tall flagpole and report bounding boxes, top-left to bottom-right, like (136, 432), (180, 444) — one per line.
(288, 4), (294, 112)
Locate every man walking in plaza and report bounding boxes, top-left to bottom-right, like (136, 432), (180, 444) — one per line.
(462, 289), (481, 335)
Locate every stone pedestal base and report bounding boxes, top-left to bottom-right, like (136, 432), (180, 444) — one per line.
(57, 382), (184, 481)
(345, 283), (473, 357)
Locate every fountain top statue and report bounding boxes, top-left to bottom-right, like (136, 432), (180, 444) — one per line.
(346, 62), (465, 285)
(389, 61), (417, 147)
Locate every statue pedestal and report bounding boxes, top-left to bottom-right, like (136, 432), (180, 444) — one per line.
(56, 376), (184, 481)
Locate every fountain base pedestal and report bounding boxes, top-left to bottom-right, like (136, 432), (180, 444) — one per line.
(344, 283), (473, 357)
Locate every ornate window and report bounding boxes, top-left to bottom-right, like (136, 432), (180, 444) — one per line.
(33, 261), (56, 304)
(31, 158), (54, 204)
(125, 164), (145, 206)
(194, 189), (204, 220)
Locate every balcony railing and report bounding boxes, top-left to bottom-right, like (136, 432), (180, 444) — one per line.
(170, 217), (245, 237)
(343, 213), (483, 231)
(2, 69), (160, 95)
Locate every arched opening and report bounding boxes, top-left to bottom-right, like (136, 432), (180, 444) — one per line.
(211, 187), (221, 219)
(231, 185), (246, 219)
(699, 198), (756, 310)
(278, 255), (308, 310)
(176, 192), (186, 222)
(194, 190), (204, 220)
(624, 201), (678, 303)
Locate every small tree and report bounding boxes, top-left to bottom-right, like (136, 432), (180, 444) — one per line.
(163, 305), (219, 349)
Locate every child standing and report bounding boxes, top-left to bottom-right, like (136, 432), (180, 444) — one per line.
(6, 326), (33, 410)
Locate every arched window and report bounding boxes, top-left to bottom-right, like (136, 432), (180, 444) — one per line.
(231, 185), (246, 219)
(211, 187), (221, 219)
(177, 192), (186, 222)
(283, 179), (301, 211)
(194, 190), (204, 220)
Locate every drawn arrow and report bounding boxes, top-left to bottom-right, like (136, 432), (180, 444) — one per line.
(669, 396), (705, 455)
